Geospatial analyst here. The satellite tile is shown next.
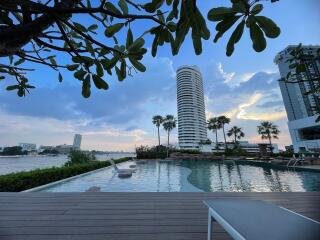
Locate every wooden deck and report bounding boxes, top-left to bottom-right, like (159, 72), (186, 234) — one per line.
(0, 192), (319, 240)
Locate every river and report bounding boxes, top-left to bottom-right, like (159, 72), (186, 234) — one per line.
(0, 153), (135, 175)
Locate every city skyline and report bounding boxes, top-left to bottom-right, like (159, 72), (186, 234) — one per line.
(0, 1), (319, 151)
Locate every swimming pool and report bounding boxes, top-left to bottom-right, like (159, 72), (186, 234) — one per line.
(38, 160), (320, 192)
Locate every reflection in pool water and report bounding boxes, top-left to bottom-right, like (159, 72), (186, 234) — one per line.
(40, 160), (320, 192)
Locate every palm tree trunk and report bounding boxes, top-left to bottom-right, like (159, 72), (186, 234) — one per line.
(157, 126), (160, 147)
(215, 129), (218, 149)
(268, 134), (273, 154)
(234, 133), (237, 145)
(222, 125), (227, 150)
(167, 130), (170, 157)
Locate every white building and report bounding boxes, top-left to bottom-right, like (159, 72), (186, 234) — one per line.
(199, 141), (279, 154)
(73, 134), (82, 150)
(275, 45), (320, 153)
(176, 65), (207, 150)
(19, 143), (36, 152)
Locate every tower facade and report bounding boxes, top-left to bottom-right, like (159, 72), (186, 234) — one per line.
(73, 134), (82, 150)
(176, 65), (207, 150)
(275, 45), (320, 152)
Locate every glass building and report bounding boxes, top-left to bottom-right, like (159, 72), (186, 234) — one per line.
(275, 45), (320, 152)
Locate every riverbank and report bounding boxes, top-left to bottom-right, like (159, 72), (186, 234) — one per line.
(0, 153), (135, 175)
(0, 158), (130, 192)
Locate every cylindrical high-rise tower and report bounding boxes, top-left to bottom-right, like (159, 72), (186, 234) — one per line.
(176, 65), (207, 150)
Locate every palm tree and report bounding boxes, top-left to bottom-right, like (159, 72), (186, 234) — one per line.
(218, 115), (231, 149)
(152, 115), (163, 147)
(207, 117), (222, 149)
(162, 115), (177, 157)
(257, 121), (280, 153)
(227, 126), (245, 145)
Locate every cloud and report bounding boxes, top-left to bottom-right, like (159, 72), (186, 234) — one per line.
(0, 54), (176, 126)
(216, 62), (255, 87)
(256, 100), (284, 108)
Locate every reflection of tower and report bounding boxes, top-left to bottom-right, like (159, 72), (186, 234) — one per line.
(73, 134), (82, 150)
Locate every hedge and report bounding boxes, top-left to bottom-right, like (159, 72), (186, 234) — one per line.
(0, 157), (130, 192)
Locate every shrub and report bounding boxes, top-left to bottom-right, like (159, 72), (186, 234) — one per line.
(1, 146), (26, 156)
(136, 145), (172, 159)
(39, 149), (59, 155)
(64, 150), (96, 166)
(0, 157), (130, 192)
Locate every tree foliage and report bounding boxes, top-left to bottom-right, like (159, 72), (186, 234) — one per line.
(257, 121), (279, 153)
(0, 0), (280, 97)
(227, 126), (245, 144)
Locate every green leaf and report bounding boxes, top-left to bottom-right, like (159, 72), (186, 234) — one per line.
(88, 24), (98, 31)
(118, 0), (128, 14)
(129, 58), (146, 72)
(191, 26), (202, 55)
(82, 74), (91, 98)
(226, 20), (245, 56)
(120, 60), (126, 79)
(108, 57), (119, 69)
(17, 87), (24, 97)
(255, 16), (280, 38)
(66, 64), (79, 71)
(95, 61), (104, 77)
(74, 69), (87, 80)
(115, 66), (123, 81)
(126, 28), (133, 49)
(143, 0), (164, 13)
(105, 2), (122, 15)
(249, 22), (266, 52)
(105, 23), (124, 37)
(216, 16), (241, 32)
(6, 85), (19, 91)
(128, 38), (145, 51)
(157, 10), (165, 23)
(92, 74), (109, 90)
(167, 22), (177, 32)
(151, 34), (159, 57)
(14, 59), (25, 66)
(99, 48), (110, 57)
(85, 40), (95, 55)
(58, 72), (63, 82)
(73, 22), (87, 32)
(251, 4), (263, 15)
(49, 57), (57, 66)
(296, 64), (306, 73)
(207, 7), (236, 22)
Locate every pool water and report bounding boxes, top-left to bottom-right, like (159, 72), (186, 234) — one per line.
(40, 160), (320, 192)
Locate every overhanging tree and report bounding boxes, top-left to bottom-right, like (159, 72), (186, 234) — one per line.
(0, 0), (280, 97)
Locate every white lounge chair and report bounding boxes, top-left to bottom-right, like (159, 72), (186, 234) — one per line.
(204, 199), (320, 240)
(108, 159), (135, 174)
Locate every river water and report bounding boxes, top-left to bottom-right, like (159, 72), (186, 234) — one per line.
(0, 153), (135, 175)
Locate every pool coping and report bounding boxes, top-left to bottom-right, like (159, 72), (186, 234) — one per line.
(234, 160), (320, 173)
(22, 161), (130, 192)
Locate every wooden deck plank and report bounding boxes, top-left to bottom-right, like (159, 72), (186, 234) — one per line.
(0, 192), (319, 240)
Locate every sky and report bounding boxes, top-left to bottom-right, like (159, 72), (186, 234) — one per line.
(0, 0), (319, 151)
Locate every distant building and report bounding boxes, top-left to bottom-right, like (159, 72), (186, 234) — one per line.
(176, 65), (207, 150)
(73, 134), (82, 150)
(19, 143), (36, 152)
(285, 145), (294, 153)
(200, 141), (279, 155)
(275, 45), (320, 153)
(56, 144), (73, 154)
